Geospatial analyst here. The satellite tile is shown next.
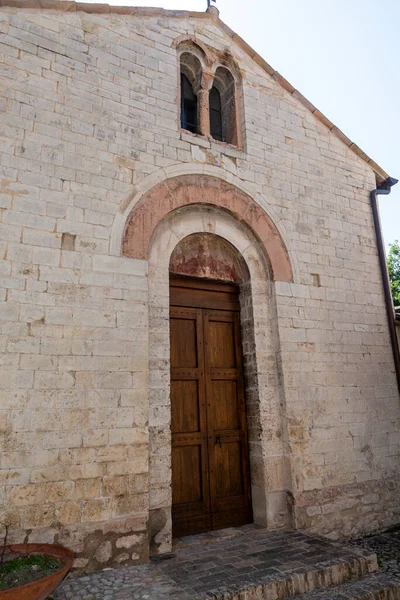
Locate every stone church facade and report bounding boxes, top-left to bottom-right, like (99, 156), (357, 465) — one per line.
(0, 0), (399, 572)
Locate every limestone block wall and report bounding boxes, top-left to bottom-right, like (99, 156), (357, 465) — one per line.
(0, 3), (399, 569)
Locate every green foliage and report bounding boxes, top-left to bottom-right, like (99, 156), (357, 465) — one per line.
(0, 554), (61, 590)
(387, 240), (400, 306)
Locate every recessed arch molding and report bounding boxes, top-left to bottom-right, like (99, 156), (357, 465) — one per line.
(122, 175), (293, 283)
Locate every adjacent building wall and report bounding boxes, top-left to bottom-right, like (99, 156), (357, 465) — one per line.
(0, 4), (399, 571)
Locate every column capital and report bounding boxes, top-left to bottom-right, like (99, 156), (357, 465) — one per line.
(201, 70), (214, 92)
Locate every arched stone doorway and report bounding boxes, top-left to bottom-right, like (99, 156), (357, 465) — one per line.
(169, 234), (253, 537)
(143, 203), (292, 555)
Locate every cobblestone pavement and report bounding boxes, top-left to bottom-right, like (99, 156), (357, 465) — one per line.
(52, 525), (375, 600)
(349, 527), (400, 579)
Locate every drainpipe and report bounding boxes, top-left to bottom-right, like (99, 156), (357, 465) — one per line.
(370, 176), (400, 395)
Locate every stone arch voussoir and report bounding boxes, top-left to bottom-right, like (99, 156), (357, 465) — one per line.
(122, 175), (293, 283)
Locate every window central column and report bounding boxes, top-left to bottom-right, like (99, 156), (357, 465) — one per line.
(197, 71), (213, 138)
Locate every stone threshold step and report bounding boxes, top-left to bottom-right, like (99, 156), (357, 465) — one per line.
(295, 572), (400, 600)
(200, 553), (379, 600)
(207, 573), (400, 600)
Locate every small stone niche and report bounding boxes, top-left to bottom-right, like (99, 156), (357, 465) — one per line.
(312, 273), (321, 287)
(61, 233), (76, 251)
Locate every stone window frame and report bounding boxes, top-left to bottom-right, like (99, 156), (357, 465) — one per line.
(180, 71), (199, 134)
(175, 37), (245, 151)
(209, 61), (243, 148)
(179, 48), (204, 135)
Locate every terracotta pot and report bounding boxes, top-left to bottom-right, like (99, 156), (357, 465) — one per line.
(0, 543), (74, 600)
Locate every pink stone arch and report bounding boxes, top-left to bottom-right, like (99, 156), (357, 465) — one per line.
(122, 175), (293, 282)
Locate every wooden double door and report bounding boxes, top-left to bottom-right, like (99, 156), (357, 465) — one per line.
(170, 277), (252, 537)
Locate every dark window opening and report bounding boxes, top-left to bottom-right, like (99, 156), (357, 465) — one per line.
(209, 86), (223, 142)
(180, 74), (198, 134)
(210, 67), (239, 146)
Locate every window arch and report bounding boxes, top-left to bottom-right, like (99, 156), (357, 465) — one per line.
(179, 52), (203, 135)
(210, 66), (238, 145)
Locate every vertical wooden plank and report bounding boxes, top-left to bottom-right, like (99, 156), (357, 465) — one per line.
(170, 306), (211, 536)
(204, 309), (252, 529)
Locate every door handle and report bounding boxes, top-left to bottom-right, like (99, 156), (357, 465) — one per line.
(215, 435), (222, 448)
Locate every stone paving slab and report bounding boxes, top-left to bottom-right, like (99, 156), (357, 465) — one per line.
(349, 527), (400, 579)
(52, 526), (378, 600)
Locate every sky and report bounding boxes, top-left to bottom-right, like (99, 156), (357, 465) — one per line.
(84, 0), (400, 250)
